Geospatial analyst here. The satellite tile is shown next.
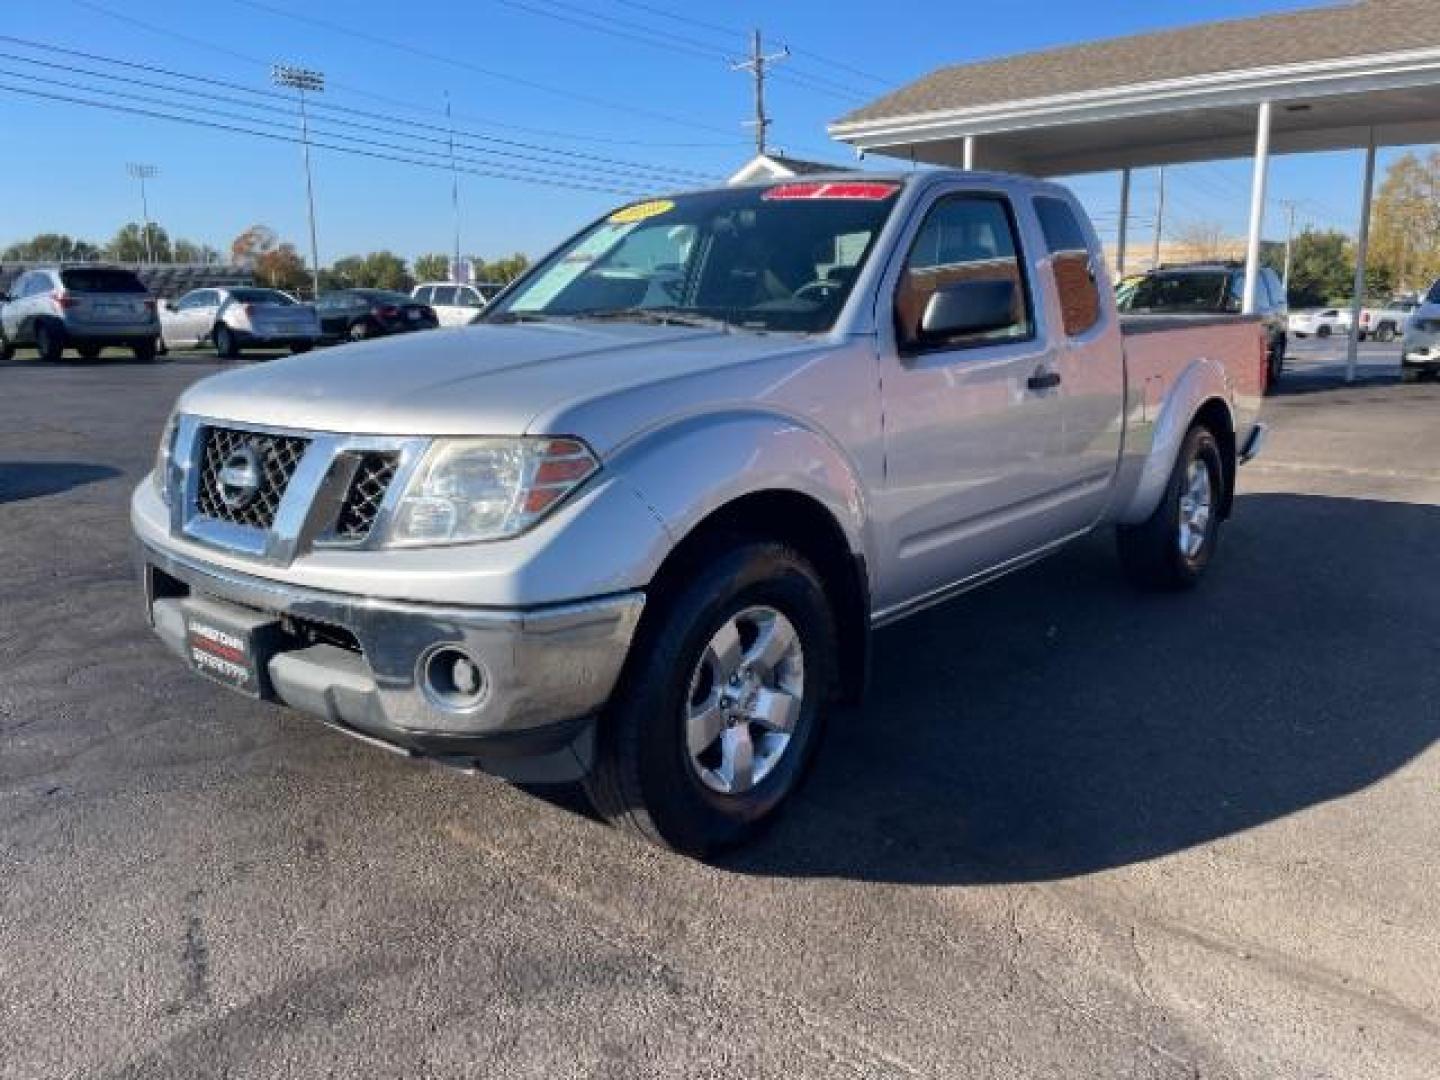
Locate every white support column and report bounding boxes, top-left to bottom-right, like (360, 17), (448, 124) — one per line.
(1116, 167), (1132, 277)
(962, 135), (976, 171)
(1346, 129), (1378, 384)
(1242, 101), (1273, 314)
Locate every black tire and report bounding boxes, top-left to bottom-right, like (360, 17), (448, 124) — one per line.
(1317, 324), (1332, 338)
(76, 343), (102, 360)
(1117, 425), (1225, 592)
(0, 331), (12, 361)
(214, 325), (240, 359)
(1265, 340), (1284, 392)
(583, 541), (838, 856)
(132, 339), (158, 363)
(1378, 324), (1396, 343)
(35, 321), (65, 362)
(290, 341), (314, 355)
(1401, 367), (1423, 384)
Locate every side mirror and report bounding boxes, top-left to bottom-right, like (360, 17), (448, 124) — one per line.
(918, 280), (1017, 343)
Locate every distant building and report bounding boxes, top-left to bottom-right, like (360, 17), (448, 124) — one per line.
(728, 153), (848, 185)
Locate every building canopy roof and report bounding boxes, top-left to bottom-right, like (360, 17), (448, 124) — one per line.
(829, 0), (1440, 175)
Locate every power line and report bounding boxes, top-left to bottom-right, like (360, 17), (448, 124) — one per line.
(0, 80), (653, 197)
(225, 0), (741, 138)
(600, 0), (896, 88)
(69, 0), (743, 149)
(0, 63), (670, 192)
(0, 37), (719, 185)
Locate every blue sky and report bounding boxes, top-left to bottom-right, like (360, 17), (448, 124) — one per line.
(0, 0), (1410, 264)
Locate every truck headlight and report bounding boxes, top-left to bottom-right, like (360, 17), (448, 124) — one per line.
(152, 410), (179, 505)
(387, 437), (598, 546)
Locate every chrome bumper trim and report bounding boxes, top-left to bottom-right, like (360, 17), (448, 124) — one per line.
(141, 541), (644, 738)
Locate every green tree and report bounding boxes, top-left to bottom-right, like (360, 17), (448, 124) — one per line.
(1369, 151), (1440, 294)
(323, 252), (412, 291)
(110, 222), (172, 262)
(1285, 228), (1353, 307)
(3, 233), (102, 261)
(413, 253), (450, 282)
(173, 238), (211, 264)
(476, 252), (530, 284)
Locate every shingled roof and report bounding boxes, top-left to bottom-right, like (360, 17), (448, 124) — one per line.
(835, 0), (1440, 128)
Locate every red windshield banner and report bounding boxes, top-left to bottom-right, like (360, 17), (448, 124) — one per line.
(762, 181), (900, 201)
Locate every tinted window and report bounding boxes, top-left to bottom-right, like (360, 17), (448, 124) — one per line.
(413, 286), (432, 304)
(1119, 271), (1228, 313)
(457, 287), (484, 308)
(229, 288), (294, 305)
(895, 194), (1032, 352)
(431, 286), (458, 306)
(60, 267), (147, 294)
(1034, 196), (1100, 336)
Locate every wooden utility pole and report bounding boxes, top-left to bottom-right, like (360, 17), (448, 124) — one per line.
(1151, 165), (1167, 270)
(731, 29), (789, 156)
(1280, 200), (1297, 296)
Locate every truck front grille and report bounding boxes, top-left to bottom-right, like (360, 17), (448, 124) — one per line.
(195, 426), (310, 529)
(333, 453), (399, 541)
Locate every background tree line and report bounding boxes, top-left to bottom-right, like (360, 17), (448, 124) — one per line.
(4, 223), (531, 298)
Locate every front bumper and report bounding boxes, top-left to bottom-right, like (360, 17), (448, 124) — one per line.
(141, 542), (644, 782)
(1402, 339), (1440, 368)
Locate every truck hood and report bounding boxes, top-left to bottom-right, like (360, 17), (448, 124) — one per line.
(177, 321), (821, 441)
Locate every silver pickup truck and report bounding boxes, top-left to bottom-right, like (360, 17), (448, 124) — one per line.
(133, 171), (1267, 855)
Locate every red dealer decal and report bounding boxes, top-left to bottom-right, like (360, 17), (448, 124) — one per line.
(762, 181), (900, 201)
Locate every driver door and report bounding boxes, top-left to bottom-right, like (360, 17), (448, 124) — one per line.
(872, 189), (1071, 616)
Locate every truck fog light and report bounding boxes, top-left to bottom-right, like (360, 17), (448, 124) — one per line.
(422, 646), (488, 710)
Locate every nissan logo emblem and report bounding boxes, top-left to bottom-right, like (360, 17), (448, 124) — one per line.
(217, 444), (263, 510)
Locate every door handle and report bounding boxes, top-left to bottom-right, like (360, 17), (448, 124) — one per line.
(1027, 370), (1062, 391)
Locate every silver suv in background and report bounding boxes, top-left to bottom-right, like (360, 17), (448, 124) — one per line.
(1400, 279), (1440, 382)
(159, 287), (322, 359)
(0, 265), (159, 361)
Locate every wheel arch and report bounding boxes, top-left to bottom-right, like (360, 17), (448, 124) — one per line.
(640, 488), (871, 706)
(1118, 358), (1237, 525)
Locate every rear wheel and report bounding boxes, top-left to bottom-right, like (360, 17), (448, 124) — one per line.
(132, 339), (158, 363)
(0, 330), (12, 361)
(76, 343), (102, 361)
(214, 325), (240, 359)
(1317, 324), (1332, 338)
(1117, 425), (1225, 591)
(35, 322), (64, 362)
(583, 541), (837, 856)
(290, 341), (313, 355)
(1377, 324), (1397, 343)
(1401, 366), (1423, 384)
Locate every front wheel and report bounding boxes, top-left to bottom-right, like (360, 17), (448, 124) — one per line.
(76, 343), (102, 361)
(1317, 324), (1332, 338)
(133, 339), (158, 363)
(1117, 425), (1225, 591)
(583, 541), (837, 856)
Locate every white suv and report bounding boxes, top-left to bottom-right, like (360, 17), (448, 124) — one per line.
(1, 265), (159, 361)
(411, 282), (503, 328)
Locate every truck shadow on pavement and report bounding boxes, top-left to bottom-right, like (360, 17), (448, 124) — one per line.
(724, 492), (1440, 885)
(0, 461), (121, 503)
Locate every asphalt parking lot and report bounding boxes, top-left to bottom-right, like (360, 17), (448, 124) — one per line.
(2, 341), (1438, 1079)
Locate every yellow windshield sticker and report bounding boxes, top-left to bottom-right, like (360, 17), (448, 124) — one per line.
(610, 198), (674, 224)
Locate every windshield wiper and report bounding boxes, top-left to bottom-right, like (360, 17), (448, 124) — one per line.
(567, 307), (730, 330)
(485, 311), (550, 324)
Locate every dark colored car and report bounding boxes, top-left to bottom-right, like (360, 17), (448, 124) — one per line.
(315, 289), (438, 342)
(1118, 263), (1288, 389)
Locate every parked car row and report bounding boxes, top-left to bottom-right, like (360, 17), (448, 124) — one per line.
(0, 263), (504, 361)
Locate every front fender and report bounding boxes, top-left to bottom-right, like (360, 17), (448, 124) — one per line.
(612, 410), (871, 567)
(1118, 358), (1234, 526)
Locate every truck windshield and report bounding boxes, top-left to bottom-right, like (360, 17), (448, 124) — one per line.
(485, 181), (903, 333)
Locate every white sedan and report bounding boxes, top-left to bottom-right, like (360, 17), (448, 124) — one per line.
(1288, 307), (1354, 338)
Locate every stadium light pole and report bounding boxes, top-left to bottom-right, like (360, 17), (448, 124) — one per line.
(271, 64), (324, 298)
(126, 163), (158, 264)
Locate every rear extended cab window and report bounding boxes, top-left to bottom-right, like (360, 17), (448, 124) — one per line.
(1033, 196), (1101, 336)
